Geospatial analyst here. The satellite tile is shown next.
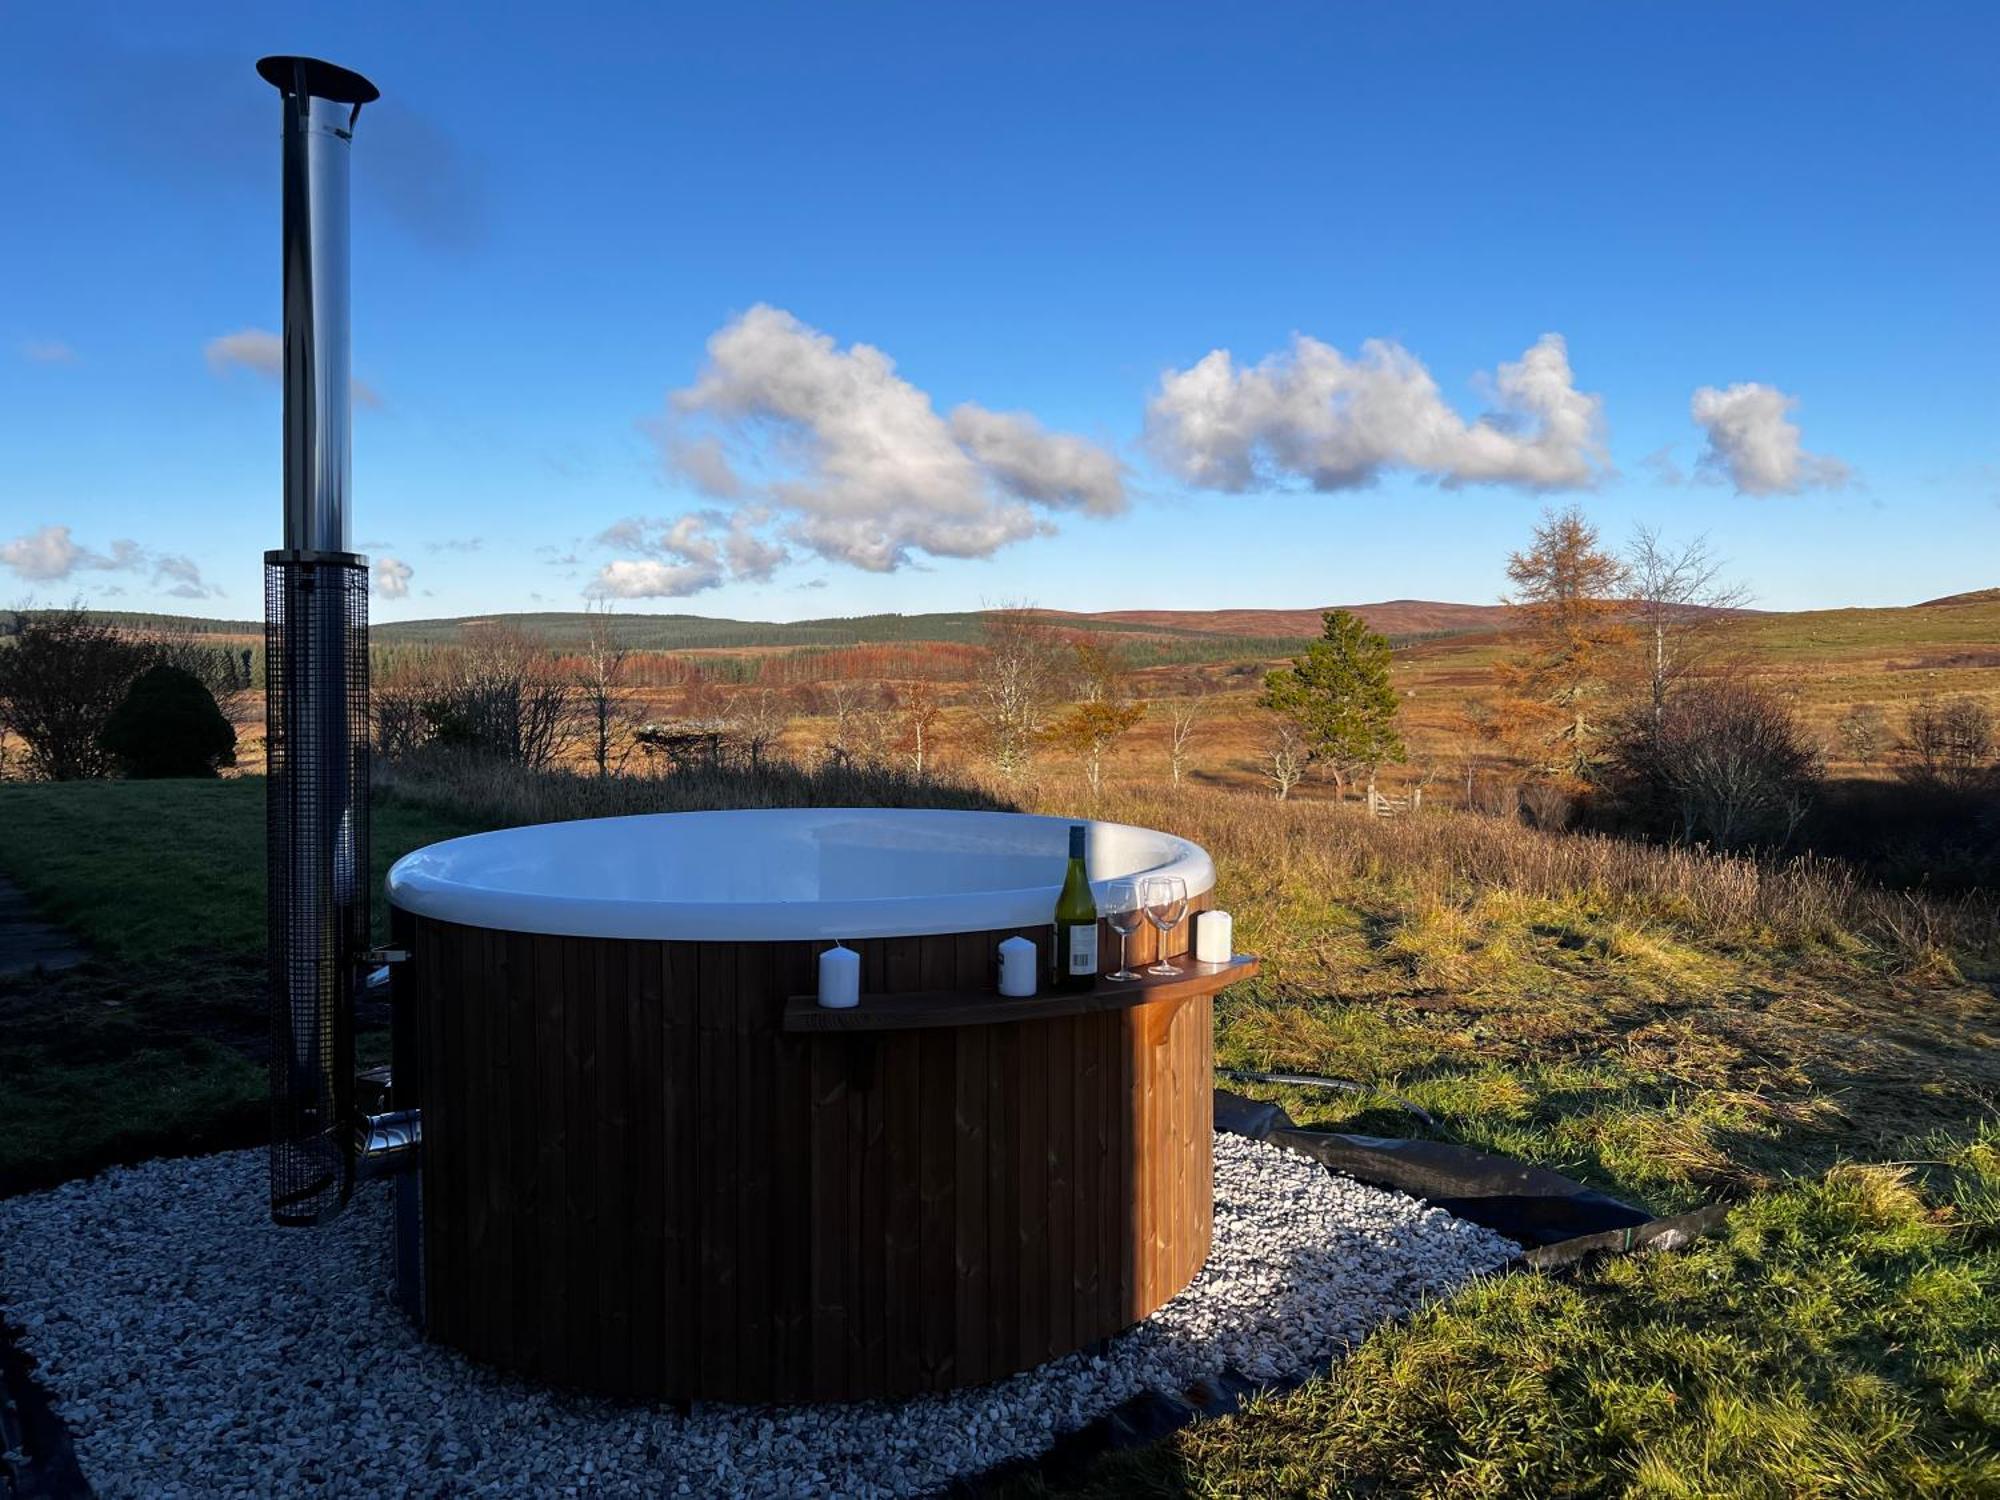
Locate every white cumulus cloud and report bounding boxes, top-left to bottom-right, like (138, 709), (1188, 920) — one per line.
(372, 555), (414, 599)
(655, 305), (1126, 574)
(2, 524), (92, 580)
(586, 508), (792, 598)
(1, 524), (219, 598)
(205, 327), (381, 408)
(594, 558), (721, 599)
(1689, 382), (1848, 496)
(1145, 332), (1606, 494)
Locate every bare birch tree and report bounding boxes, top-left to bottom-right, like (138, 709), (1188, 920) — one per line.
(1625, 526), (1752, 735)
(1161, 683), (1207, 784)
(1264, 720), (1307, 800)
(578, 600), (637, 776)
(970, 606), (1066, 778)
(892, 681), (944, 777)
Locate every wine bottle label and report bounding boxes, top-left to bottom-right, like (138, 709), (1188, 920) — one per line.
(1066, 925), (1098, 975)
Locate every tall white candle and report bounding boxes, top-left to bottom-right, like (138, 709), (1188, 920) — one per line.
(817, 942), (860, 1009)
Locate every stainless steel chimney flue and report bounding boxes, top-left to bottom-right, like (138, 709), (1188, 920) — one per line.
(263, 55), (376, 553)
(261, 56), (379, 1227)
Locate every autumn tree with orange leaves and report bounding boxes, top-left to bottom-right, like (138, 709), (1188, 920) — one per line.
(1489, 506), (1631, 784)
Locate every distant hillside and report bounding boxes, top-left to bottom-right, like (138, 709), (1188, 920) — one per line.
(1918, 588), (2000, 608)
(1082, 600), (1512, 638)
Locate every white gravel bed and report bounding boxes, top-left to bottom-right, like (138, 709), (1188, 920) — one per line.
(0, 1134), (1514, 1498)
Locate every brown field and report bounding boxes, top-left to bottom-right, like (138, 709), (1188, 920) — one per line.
(193, 591), (2000, 804)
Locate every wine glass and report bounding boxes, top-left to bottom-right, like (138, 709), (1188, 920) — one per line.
(1143, 875), (1188, 976)
(1104, 880), (1145, 981)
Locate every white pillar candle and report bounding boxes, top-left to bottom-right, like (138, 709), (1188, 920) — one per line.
(997, 935), (1038, 997)
(1193, 910), (1233, 964)
(817, 942), (860, 1009)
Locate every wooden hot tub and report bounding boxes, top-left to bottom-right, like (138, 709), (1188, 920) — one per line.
(386, 808), (1255, 1403)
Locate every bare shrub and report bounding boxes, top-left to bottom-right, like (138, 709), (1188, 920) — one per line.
(731, 687), (793, 770)
(1607, 680), (1822, 850)
(1518, 779), (1574, 831)
(816, 680), (887, 768)
(397, 625), (584, 770)
(0, 606), (154, 780)
(1897, 697), (1995, 791)
(1836, 702), (1891, 766)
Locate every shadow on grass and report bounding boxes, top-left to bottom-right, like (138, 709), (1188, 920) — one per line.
(0, 955), (274, 1197)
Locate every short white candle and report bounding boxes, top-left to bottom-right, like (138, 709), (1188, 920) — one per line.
(997, 935), (1038, 997)
(1193, 910), (1233, 964)
(817, 942), (860, 1008)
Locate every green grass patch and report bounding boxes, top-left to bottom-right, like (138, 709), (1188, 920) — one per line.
(0, 776), (479, 962)
(1024, 1160), (2000, 1497)
(0, 777), (477, 1189)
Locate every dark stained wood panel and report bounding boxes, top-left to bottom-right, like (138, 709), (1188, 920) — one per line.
(402, 903), (1238, 1403)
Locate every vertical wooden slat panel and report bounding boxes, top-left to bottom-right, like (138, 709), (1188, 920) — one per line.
(986, 1015), (1019, 1372)
(664, 940), (700, 1397)
(696, 941), (738, 1399)
(415, 919), (455, 1348)
(594, 939), (631, 1393)
(1015, 1015), (1049, 1367)
(562, 935), (600, 1388)
(769, 941), (815, 1402)
(502, 931), (539, 1376)
(808, 983), (849, 1401)
(1047, 1010), (1075, 1361)
(411, 913), (1219, 1403)
(917, 1025), (956, 1388)
(853, 1035), (887, 1395)
(734, 942), (774, 1400)
(882, 1028), (923, 1395)
(458, 925), (493, 1359)
(483, 926), (516, 1371)
(951, 1022), (989, 1388)
(628, 938), (664, 1397)
(529, 933), (568, 1380)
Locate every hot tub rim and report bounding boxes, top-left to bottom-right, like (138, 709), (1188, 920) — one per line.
(384, 806), (1216, 942)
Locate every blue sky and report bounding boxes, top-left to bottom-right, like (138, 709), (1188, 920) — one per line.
(3, 2), (1995, 621)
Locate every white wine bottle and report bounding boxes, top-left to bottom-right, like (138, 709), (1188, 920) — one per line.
(1053, 823), (1099, 990)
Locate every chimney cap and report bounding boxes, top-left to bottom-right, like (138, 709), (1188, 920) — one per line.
(256, 55), (380, 106)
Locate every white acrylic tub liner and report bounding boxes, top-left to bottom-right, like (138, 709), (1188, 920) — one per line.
(386, 807), (1214, 941)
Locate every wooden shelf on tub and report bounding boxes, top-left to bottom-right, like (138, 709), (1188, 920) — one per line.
(783, 953), (1260, 1033)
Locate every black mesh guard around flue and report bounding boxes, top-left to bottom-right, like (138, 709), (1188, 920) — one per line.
(265, 552), (369, 1225)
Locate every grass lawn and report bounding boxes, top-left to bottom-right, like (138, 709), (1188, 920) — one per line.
(0, 777), (478, 1192)
(2, 769), (1996, 1493)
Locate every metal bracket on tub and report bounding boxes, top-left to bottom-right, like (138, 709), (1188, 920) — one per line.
(362, 946), (409, 996)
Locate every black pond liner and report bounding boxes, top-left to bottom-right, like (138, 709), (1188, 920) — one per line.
(953, 1088), (1729, 1497)
(0, 1311), (87, 1500)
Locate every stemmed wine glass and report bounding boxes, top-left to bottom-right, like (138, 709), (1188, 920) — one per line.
(1104, 880), (1145, 981)
(1143, 875), (1188, 977)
